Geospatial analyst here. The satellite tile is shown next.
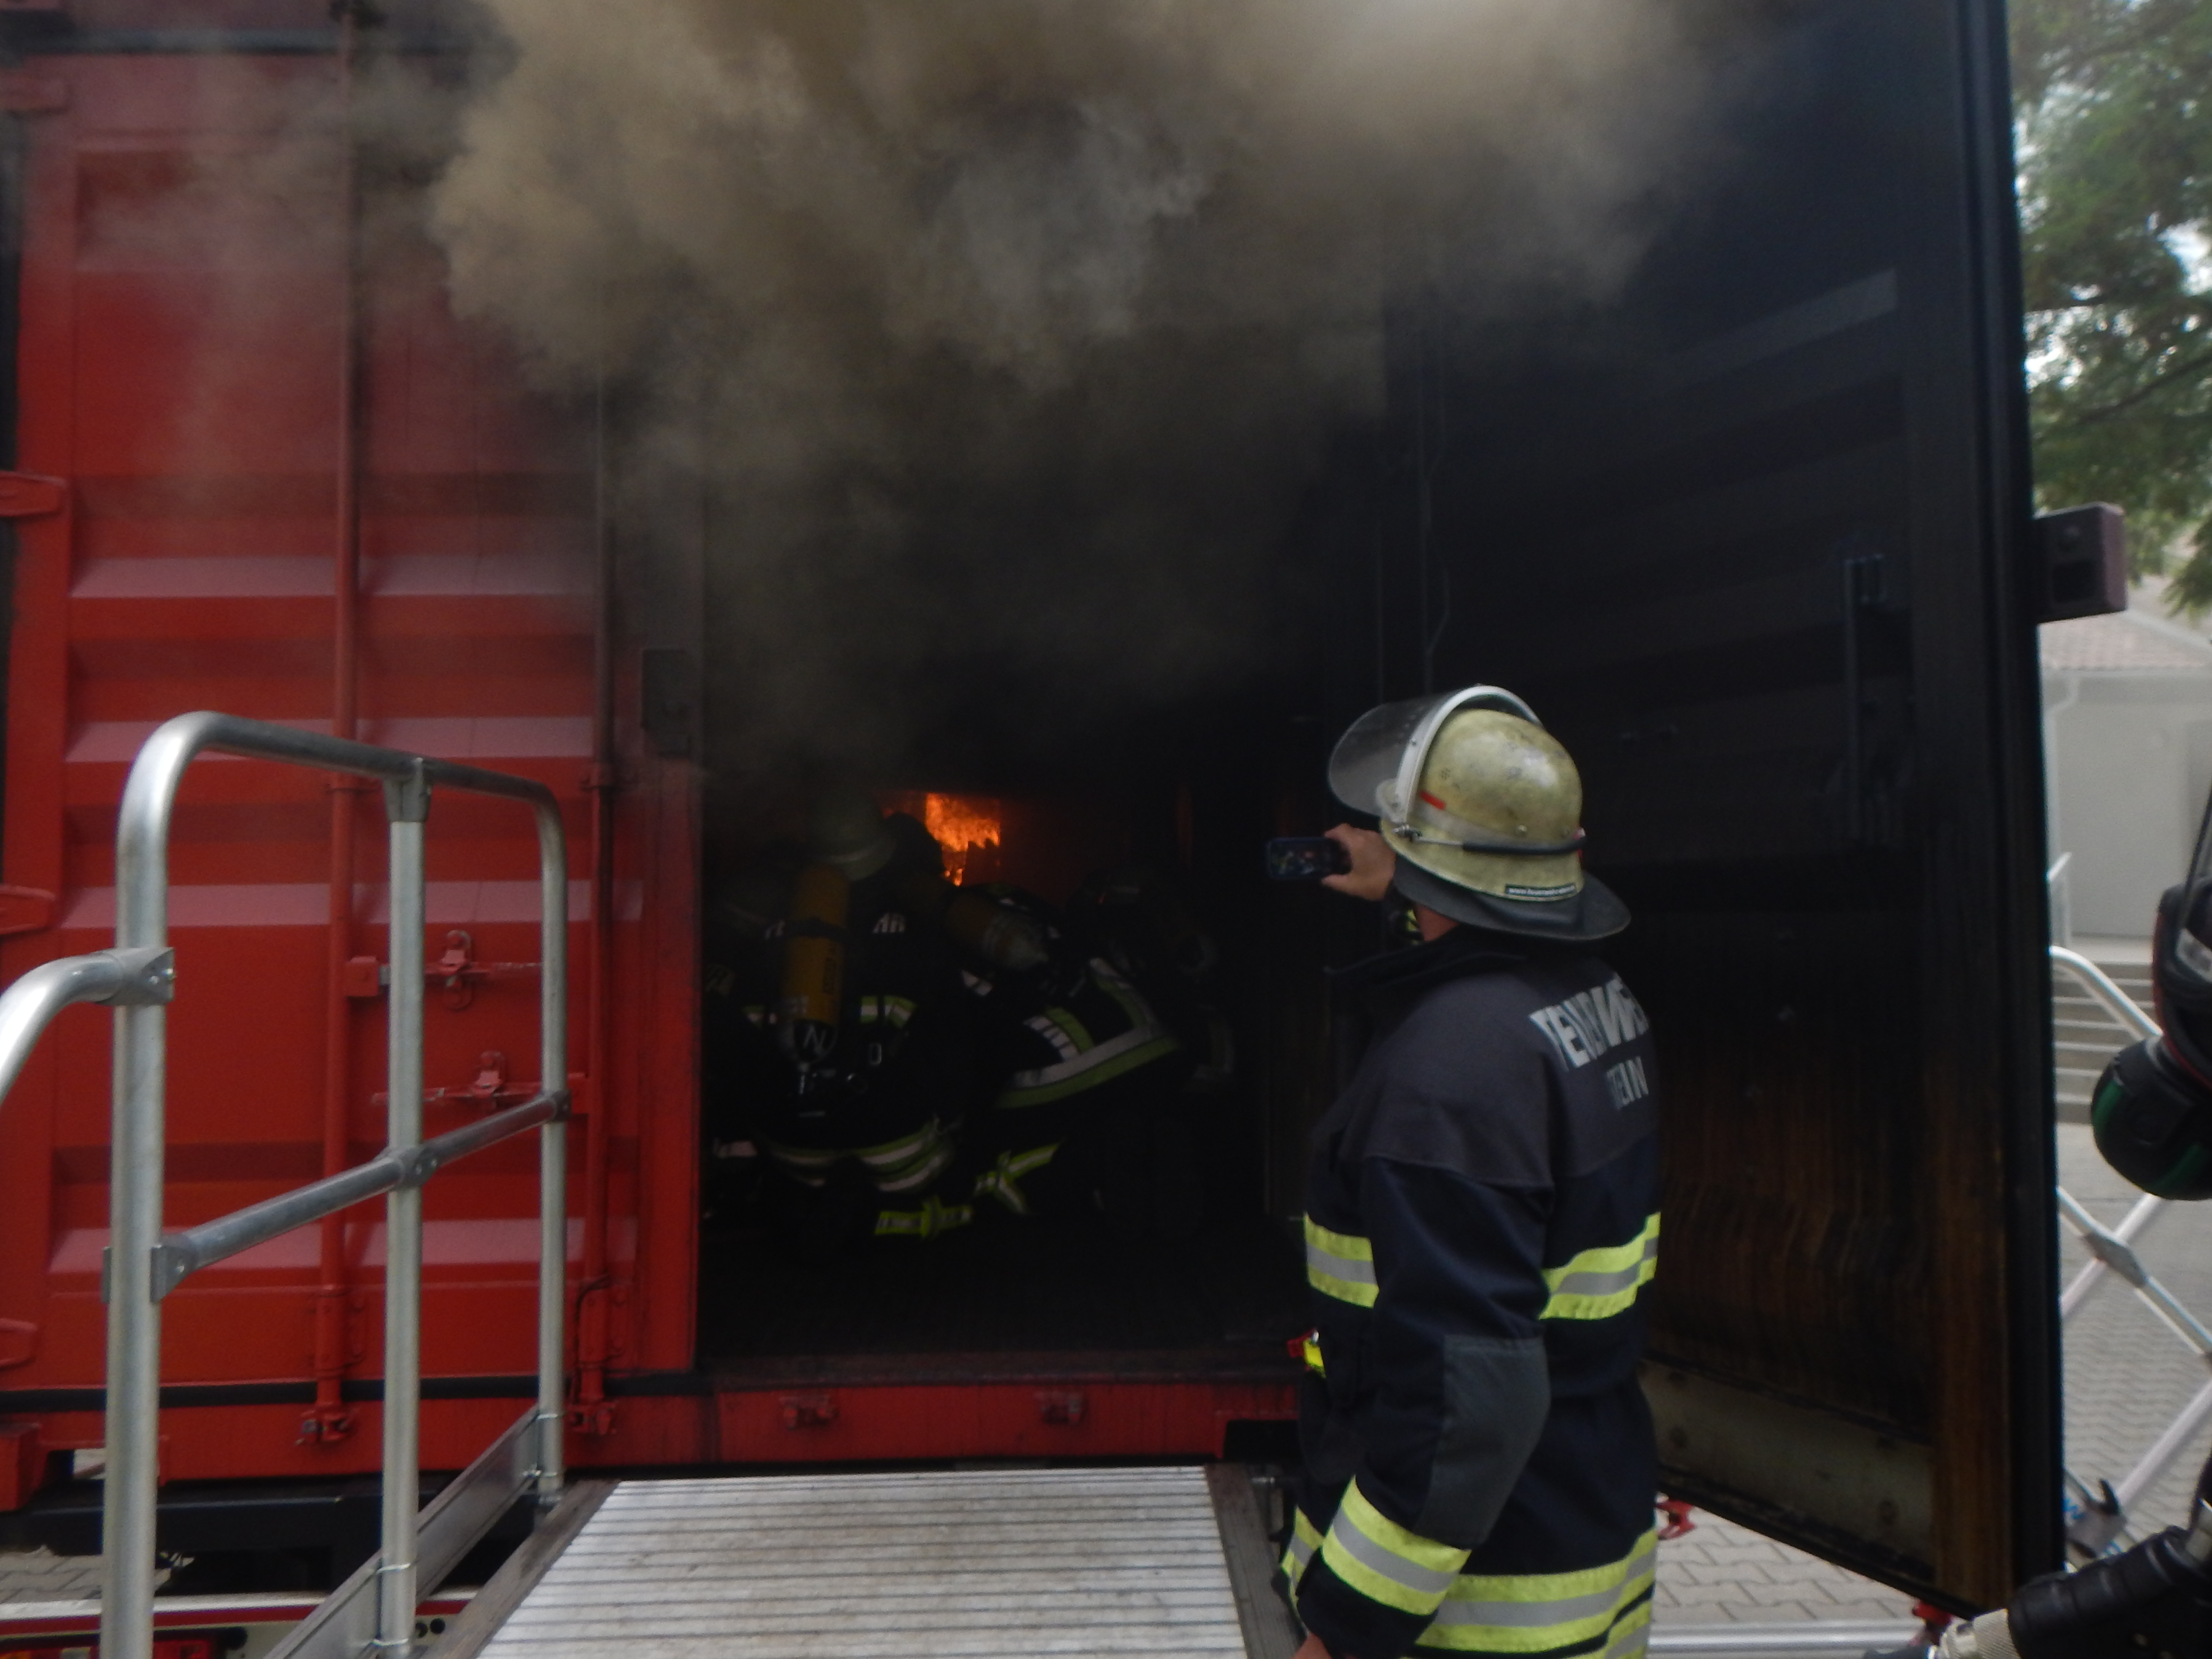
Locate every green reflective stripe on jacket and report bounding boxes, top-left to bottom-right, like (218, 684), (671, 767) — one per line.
(1320, 1480), (1469, 1617)
(1540, 1213), (1659, 1321)
(993, 1027), (1182, 1107)
(1305, 1216), (1379, 1308)
(1418, 1529), (1657, 1653)
(1281, 1507), (1323, 1593)
(873, 1194), (973, 1240)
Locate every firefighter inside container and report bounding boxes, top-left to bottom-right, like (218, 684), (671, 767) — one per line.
(733, 790), (984, 1246)
(706, 789), (1201, 1247)
(959, 874), (1202, 1238)
(1282, 686), (1662, 1659)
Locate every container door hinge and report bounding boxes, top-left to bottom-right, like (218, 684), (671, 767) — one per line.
(2033, 502), (2128, 622)
(779, 1394), (837, 1431)
(570, 1281), (627, 1437)
(301, 1290), (363, 1444)
(0, 474), (65, 518)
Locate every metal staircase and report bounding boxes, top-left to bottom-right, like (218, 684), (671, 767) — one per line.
(2052, 948), (2152, 1119)
(0, 713), (570, 1659)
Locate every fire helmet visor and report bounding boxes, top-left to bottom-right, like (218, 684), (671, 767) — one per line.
(1326, 686), (1543, 824)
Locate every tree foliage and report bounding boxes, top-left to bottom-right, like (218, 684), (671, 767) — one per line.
(2015, 0), (2212, 609)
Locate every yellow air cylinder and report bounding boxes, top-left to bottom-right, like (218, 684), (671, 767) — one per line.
(778, 863), (850, 1064)
(897, 871), (1047, 972)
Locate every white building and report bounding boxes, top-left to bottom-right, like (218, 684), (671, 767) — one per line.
(2042, 585), (2212, 942)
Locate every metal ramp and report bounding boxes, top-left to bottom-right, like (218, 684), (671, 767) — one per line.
(436, 1467), (1300, 1659)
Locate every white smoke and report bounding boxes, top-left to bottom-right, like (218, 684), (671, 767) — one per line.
(428, 0), (1714, 772)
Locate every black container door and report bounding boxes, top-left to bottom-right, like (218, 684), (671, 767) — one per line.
(1331, 0), (2052, 1611)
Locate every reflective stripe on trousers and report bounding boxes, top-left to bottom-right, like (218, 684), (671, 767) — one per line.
(1419, 1529), (1657, 1655)
(1321, 1480), (1468, 1616)
(1288, 1507), (1656, 1659)
(1280, 1507), (1323, 1589)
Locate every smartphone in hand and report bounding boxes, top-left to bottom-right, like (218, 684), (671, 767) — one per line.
(1264, 837), (1352, 882)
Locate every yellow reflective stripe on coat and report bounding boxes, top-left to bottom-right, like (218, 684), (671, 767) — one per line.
(1540, 1214), (1659, 1321)
(1305, 1216), (1378, 1308)
(1320, 1480), (1470, 1617)
(1280, 1508), (1323, 1593)
(1418, 1528), (1657, 1653)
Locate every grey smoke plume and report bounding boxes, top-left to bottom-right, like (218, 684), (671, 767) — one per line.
(429, 0), (1709, 775)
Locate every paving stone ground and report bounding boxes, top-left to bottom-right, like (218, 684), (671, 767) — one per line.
(1653, 1513), (1919, 1627)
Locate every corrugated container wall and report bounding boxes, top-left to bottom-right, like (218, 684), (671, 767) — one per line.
(0, 43), (704, 1477)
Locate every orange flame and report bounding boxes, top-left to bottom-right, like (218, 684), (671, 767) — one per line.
(923, 794), (1001, 885)
(879, 790), (1005, 884)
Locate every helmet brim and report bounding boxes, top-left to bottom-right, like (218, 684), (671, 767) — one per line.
(1393, 857), (1630, 943)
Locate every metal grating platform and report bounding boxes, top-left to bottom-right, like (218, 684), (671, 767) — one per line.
(469, 1467), (1255, 1659)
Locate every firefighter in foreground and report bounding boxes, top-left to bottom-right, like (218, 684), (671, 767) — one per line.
(1281, 686), (1662, 1659)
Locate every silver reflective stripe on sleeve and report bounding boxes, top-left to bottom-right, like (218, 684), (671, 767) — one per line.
(1540, 1214), (1659, 1321)
(1004, 1020), (1165, 1090)
(1304, 1216), (1378, 1308)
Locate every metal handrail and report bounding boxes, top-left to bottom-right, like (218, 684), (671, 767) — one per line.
(0, 948), (174, 1102)
(96, 712), (569, 1659)
(2049, 853), (2075, 949)
(151, 1087), (567, 1300)
(2048, 946), (2167, 1323)
(2061, 1189), (2163, 1321)
(2056, 1189), (2212, 1351)
(2050, 945), (2159, 1041)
